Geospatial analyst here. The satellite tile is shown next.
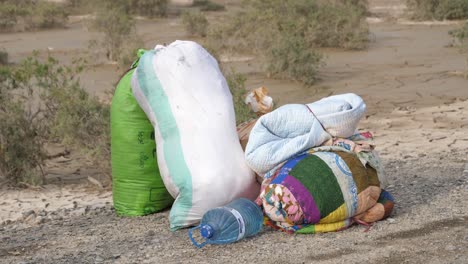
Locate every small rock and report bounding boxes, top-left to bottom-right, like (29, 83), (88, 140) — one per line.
(73, 208), (86, 216)
(35, 216), (45, 225)
(56, 156), (72, 163)
(95, 255), (104, 263)
(445, 245), (456, 251)
(84, 205), (91, 214)
(387, 218), (396, 224)
(24, 213), (36, 224)
(22, 210), (35, 218)
(38, 210), (47, 217)
(88, 176), (104, 189)
(113, 254), (121, 259)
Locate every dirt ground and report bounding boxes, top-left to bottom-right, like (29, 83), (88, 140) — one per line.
(1, 0), (467, 263)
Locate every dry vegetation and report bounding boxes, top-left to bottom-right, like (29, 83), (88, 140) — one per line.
(407, 0), (468, 20)
(450, 22), (468, 77)
(206, 0), (369, 85)
(182, 10), (209, 37)
(0, 0), (373, 186)
(0, 54), (109, 185)
(0, 0), (68, 32)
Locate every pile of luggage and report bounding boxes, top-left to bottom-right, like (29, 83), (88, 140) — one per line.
(110, 41), (394, 242)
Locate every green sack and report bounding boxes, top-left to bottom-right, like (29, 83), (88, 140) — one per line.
(111, 55), (173, 216)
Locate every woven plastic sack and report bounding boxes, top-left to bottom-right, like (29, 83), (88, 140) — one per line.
(111, 55), (173, 216)
(131, 41), (259, 230)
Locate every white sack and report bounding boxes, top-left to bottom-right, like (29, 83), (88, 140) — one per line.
(131, 40), (259, 230)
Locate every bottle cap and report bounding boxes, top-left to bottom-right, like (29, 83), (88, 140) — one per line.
(200, 224), (214, 238)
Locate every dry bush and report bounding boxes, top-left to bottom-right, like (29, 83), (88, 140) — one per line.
(0, 3), (20, 31)
(0, 54), (110, 186)
(0, 49), (8, 65)
(208, 0), (368, 85)
(407, 0), (468, 20)
(182, 10), (208, 37)
(225, 71), (257, 125)
(0, 0), (68, 32)
(67, 0), (169, 17)
(450, 22), (468, 77)
(87, 1), (139, 66)
(129, 0), (169, 17)
(193, 0), (225, 11)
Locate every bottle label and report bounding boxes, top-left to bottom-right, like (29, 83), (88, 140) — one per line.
(226, 207), (246, 241)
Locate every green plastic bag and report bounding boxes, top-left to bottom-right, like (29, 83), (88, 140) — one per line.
(111, 52), (173, 216)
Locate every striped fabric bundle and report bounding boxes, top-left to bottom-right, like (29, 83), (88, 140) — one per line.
(259, 148), (394, 233)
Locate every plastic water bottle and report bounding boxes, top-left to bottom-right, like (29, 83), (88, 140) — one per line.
(188, 198), (263, 248)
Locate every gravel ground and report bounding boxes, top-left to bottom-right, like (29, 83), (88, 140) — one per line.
(1, 1), (467, 263)
(1, 155), (467, 264)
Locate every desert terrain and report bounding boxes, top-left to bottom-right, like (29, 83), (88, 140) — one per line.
(0, 0), (467, 263)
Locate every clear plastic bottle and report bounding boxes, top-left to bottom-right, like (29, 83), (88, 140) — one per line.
(188, 198), (263, 248)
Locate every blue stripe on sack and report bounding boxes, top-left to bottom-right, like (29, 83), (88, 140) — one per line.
(137, 50), (192, 230)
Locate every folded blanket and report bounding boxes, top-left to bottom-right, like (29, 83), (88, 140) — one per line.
(258, 148), (394, 234)
(245, 93), (366, 175)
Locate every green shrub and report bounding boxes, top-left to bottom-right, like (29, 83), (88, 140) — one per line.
(0, 3), (19, 31)
(450, 22), (468, 46)
(0, 54), (110, 186)
(182, 10), (208, 37)
(450, 22), (468, 77)
(35, 1), (69, 29)
(0, 50), (8, 65)
(128, 0), (169, 17)
(117, 38), (145, 68)
(0, 64), (47, 184)
(308, 1), (369, 49)
(0, 0), (68, 31)
(87, 2), (137, 65)
(407, 0), (468, 20)
(208, 0), (368, 85)
(267, 34), (324, 85)
(225, 71), (257, 125)
(193, 0), (225, 11)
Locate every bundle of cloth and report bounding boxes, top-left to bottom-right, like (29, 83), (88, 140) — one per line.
(246, 93), (394, 233)
(257, 146), (394, 233)
(246, 93), (366, 176)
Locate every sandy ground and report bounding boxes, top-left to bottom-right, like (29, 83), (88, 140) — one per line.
(1, 0), (468, 263)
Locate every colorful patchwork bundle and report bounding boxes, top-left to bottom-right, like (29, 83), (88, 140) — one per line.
(258, 148), (394, 234)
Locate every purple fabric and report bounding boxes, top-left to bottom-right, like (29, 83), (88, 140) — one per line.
(282, 175), (321, 223)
